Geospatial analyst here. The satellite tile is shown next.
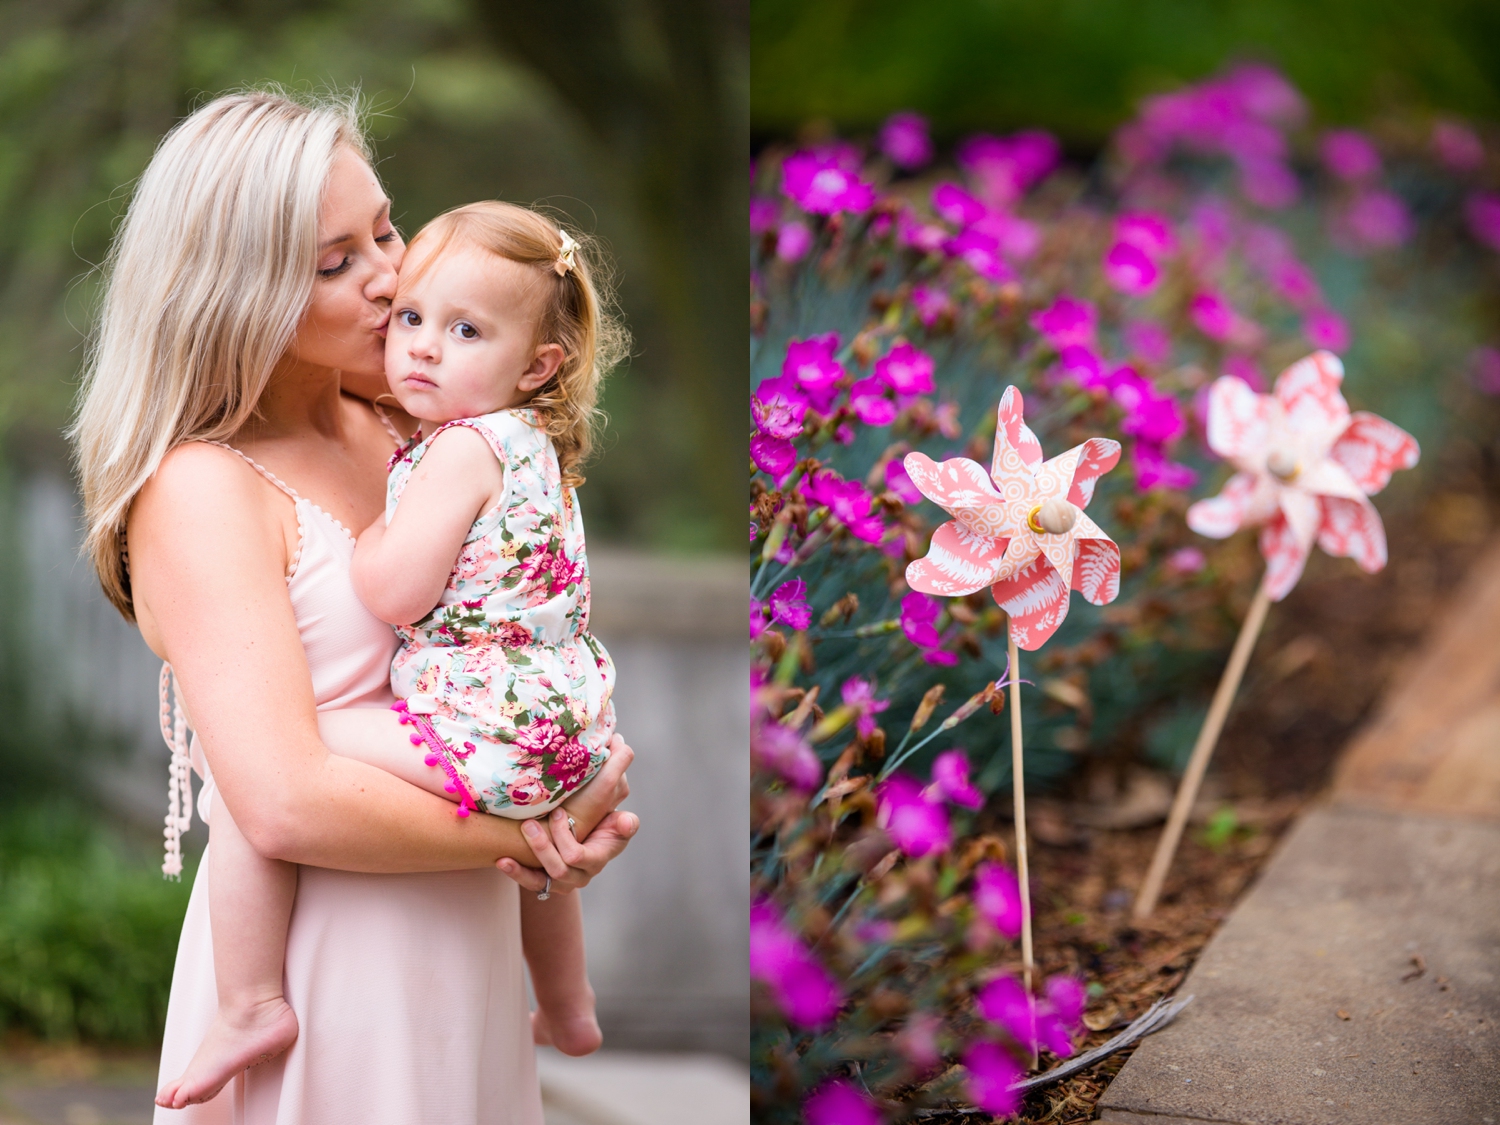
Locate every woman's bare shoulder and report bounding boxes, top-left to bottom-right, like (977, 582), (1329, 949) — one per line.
(136, 441), (277, 521)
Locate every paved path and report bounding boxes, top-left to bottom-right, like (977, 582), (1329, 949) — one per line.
(0, 1051), (749, 1125)
(1099, 540), (1500, 1124)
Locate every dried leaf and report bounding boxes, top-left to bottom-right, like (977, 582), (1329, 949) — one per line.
(910, 684), (946, 732)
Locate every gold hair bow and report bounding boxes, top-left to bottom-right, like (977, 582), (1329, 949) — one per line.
(554, 231), (578, 276)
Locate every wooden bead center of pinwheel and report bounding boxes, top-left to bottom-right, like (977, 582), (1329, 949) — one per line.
(1028, 497), (1078, 536)
(1266, 448), (1301, 482)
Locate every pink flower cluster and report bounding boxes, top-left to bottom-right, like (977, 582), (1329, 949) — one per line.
(899, 591), (956, 665)
(750, 899), (841, 1026)
(875, 749), (983, 856)
(1031, 295), (1195, 490)
(1119, 63), (1304, 210)
(960, 974), (1086, 1114)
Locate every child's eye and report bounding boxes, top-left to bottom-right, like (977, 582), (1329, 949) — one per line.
(455, 322), (479, 340)
(398, 310), (421, 327)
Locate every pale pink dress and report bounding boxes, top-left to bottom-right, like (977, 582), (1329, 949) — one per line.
(154, 446), (543, 1125)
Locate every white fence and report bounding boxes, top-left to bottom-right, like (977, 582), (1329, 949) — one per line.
(7, 468), (749, 1059)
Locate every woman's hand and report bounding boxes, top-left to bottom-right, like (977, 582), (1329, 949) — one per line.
(497, 810), (639, 893)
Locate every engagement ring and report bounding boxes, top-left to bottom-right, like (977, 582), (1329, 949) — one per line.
(537, 876), (551, 901)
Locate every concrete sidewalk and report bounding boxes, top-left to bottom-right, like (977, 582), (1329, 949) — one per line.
(1099, 540), (1500, 1125)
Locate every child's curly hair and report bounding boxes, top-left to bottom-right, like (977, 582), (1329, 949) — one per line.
(403, 201), (629, 485)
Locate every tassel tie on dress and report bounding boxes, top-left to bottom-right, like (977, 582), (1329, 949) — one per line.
(159, 663), (193, 879)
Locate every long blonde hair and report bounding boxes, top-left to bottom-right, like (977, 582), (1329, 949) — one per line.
(402, 202), (629, 485)
(71, 88), (371, 619)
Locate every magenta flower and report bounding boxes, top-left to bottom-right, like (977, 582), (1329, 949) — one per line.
(1118, 387), (1187, 446)
(804, 1080), (881, 1125)
(1303, 307), (1350, 352)
(975, 975), (1034, 1047)
(749, 597), (765, 638)
(1133, 441), (1197, 491)
(1433, 120), (1484, 172)
(885, 458), (923, 504)
(897, 207), (949, 254)
(1115, 211), (1176, 258)
(876, 774), (950, 857)
(769, 579), (811, 630)
(958, 131), (1060, 206)
(848, 377), (898, 426)
(880, 110), (934, 171)
(962, 1040), (1029, 1116)
(804, 469), (884, 542)
(944, 228), (1014, 282)
(1238, 158), (1299, 209)
(971, 210), (1042, 261)
(1168, 546), (1207, 574)
(875, 342), (936, 397)
(1189, 291), (1236, 341)
(1035, 1009), (1076, 1057)
(910, 285), (954, 328)
(1466, 191), (1500, 252)
(842, 676), (891, 738)
(749, 198), (778, 234)
(781, 151), (877, 215)
(1031, 295), (1096, 349)
(1320, 129), (1381, 181)
(961, 1041), (1022, 1115)
(1045, 975), (1087, 1029)
(775, 221), (813, 262)
(1102, 240), (1160, 295)
(899, 591), (943, 648)
(782, 333), (845, 411)
(898, 1012), (943, 1071)
(751, 375), (808, 439)
(751, 718), (822, 789)
(973, 861), (1022, 937)
(1339, 190), (1411, 250)
(1124, 321), (1172, 366)
(1472, 347), (1500, 395)
(749, 900), (841, 1026)
(750, 434), (797, 480)
(932, 181), (987, 226)
(930, 749), (984, 809)
(1055, 344), (1105, 390)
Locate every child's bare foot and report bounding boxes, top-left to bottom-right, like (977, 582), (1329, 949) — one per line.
(155, 997), (299, 1109)
(531, 1005), (602, 1056)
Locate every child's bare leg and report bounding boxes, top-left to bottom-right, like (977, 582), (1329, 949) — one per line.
(317, 707), (457, 800)
(155, 801), (299, 1109)
(522, 890), (601, 1056)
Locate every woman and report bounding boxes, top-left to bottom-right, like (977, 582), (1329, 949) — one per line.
(72, 90), (638, 1123)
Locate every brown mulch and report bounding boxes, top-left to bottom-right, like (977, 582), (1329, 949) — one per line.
(922, 437), (1500, 1123)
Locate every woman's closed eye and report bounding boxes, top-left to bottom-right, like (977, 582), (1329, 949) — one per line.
(318, 256), (353, 279)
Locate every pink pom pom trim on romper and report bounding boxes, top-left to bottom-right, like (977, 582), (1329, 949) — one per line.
(392, 699), (482, 816)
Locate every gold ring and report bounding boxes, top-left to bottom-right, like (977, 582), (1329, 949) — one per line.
(1027, 504), (1045, 534)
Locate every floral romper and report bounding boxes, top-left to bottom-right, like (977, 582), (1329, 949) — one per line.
(386, 408), (615, 818)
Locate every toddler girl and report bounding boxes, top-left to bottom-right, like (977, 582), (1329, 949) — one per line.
(157, 202), (626, 1109)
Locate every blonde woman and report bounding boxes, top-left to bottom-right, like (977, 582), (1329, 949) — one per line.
(73, 90), (638, 1123)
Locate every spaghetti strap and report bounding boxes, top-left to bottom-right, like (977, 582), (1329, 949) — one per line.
(202, 440), (303, 502)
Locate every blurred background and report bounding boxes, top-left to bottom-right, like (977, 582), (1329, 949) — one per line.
(753, 0), (1500, 146)
(0, 2), (748, 1122)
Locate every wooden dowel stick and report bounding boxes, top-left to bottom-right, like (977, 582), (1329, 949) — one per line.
(1008, 632), (1037, 1067)
(1133, 573), (1274, 921)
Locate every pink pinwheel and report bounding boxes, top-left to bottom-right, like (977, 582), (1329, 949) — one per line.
(903, 387), (1122, 649)
(1188, 351), (1419, 600)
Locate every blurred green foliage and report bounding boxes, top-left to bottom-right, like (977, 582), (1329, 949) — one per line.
(0, 802), (193, 1043)
(0, 0), (746, 549)
(751, 0), (1500, 143)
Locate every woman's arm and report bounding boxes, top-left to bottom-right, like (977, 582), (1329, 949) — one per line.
(129, 444), (628, 881)
(350, 425), (503, 625)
